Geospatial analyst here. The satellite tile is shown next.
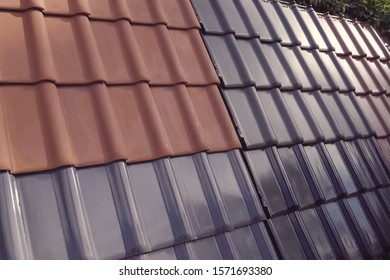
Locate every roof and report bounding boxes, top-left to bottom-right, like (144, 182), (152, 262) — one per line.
(0, 0), (389, 260)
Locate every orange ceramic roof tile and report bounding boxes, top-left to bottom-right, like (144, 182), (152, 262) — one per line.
(0, 10), (217, 85)
(0, 0), (200, 29)
(0, 82), (240, 174)
(0, 2), (239, 173)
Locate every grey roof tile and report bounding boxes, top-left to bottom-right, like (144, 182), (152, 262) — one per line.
(269, 209), (338, 259)
(377, 188), (390, 217)
(361, 191), (390, 249)
(341, 197), (384, 258)
(359, 24), (390, 62)
(357, 95), (390, 137)
(253, 0), (297, 45)
(299, 7), (334, 51)
(134, 222), (278, 260)
(376, 138), (390, 171)
(300, 91), (344, 142)
(342, 19), (373, 58)
(320, 142), (359, 196)
(323, 15), (359, 56)
(0, 151), (265, 259)
(318, 201), (363, 259)
(223, 87), (303, 148)
(203, 34), (280, 88)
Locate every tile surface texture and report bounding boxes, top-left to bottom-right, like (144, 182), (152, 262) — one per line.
(192, 0), (390, 260)
(0, 0), (389, 260)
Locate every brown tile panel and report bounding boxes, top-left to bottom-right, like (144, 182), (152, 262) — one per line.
(0, 10), (216, 85)
(0, 0), (200, 28)
(0, 83), (240, 173)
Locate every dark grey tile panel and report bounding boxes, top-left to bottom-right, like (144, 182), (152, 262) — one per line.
(318, 202), (363, 259)
(342, 197), (384, 258)
(245, 148), (297, 216)
(302, 49), (340, 92)
(376, 138), (390, 171)
(321, 92), (359, 140)
(203, 34), (254, 88)
(317, 14), (344, 55)
(223, 87), (303, 149)
(203, 34), (280, 89)
(357, 95), (390, 137)
(301, 145), (338, 202)
(337, 92), (376, 138)
(0, 151), (264, 260)
(253, 0), (296, 46)
(356, 138), (390, 187)
(261, 43), (302, 91)
(361, 192), (390, 248)
(324, 16), (359, 56)
(336, 141), (375, 191)
(360, 24), (390, 62)
(298, 208), (337, 259)
(300, 7), (333, 51)
(321, 142), (359, 196)
(368, 60), (390, 92)
(276, 2), (310, 48)
(301, 91), (344, 142)
(135, 222), (278, 260)
(341, 19), (371, 58)
(268, 214), (307, 259)
(276, 147), (316, 209)
(281, 91), (325, 144)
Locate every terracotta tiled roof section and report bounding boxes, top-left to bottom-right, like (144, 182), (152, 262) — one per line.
(0, 2), (240, 173)
(0, 0), (200, 28)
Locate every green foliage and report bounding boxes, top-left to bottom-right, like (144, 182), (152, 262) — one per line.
(293, 0), (390, 42)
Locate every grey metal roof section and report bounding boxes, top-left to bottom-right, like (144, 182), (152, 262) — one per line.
(0, 150), (267, 260)
(132, 222), (278, 260)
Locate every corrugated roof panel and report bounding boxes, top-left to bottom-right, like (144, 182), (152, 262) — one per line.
(0, 83), (240, 173)
(134, 222), (278, 260)
(0, 0), (199, 28)
(0, 151), (264, 259)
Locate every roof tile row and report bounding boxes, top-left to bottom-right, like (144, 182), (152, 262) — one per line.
(0, 10), (217, 85)
(0, 83), (240, 173)
(245, 137), (390, 216)
(0, 150), (264, 259)
(270, 192), (390, 259)
(192, 0), (390, 60)
(0, 0), (200, 28)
